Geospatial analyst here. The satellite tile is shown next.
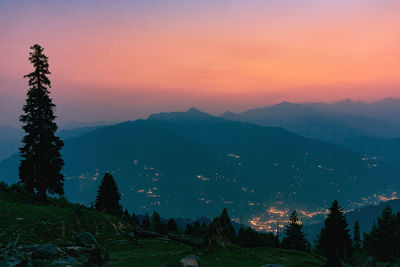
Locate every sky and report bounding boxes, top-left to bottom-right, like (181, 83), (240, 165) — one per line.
(1, 0), (400, 126)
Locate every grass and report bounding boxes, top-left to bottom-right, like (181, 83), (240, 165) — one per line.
(0, 200), (132, 246)
(0, 192), (325, 266)
(105, 239), (325, 267)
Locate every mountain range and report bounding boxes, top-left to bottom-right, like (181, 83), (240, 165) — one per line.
(1, 107), (399, 228)
(222, 100), (400, 143)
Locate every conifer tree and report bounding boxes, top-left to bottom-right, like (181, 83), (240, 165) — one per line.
(282, 210), (307, 251)
(218, 208), (236, 241)
(167, 218), (178, 232)
(353, 220), (361, 250)
(122, 208), (131, 221)
(192, 220), (202, 237)
(363, 206), (396, 262)
(317, 200), (352, 266)
(152, 211), (166, 233)
(130, 212), (140, 226)
(94, 172), (123, 216)
(185, 223), (193, 235)
(201, 222), (208, 236)
(152, 211), (161, 226)
(142, 212), (151, 229)
(19, 44), (64, 201)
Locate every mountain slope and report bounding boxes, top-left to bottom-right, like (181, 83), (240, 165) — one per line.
(1, 109), (399, 224)
(221, 102), (400, 143)
(309, 98), (400, 125)
(0, 125), (103, 161)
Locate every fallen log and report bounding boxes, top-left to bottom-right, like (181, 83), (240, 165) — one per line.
(167, 234), (203, 248)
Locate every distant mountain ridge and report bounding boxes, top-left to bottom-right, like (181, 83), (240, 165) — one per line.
(221, 100), (400, 143)
(309, 98), (400, 124)
(0, 124), (105, 161)
(1, 108), (399, 226)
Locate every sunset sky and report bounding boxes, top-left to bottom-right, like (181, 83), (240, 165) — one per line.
(1, 0), (400, 126)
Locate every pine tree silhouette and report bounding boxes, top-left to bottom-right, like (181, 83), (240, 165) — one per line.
(282, 210), (307, 251)
(363, 206), (396, 262)
(216, 208), (236, 242)
(142, 212), (151, 229)
(317, 200), (352, 266)
(167, 218), (178, 232)
(122, 208), (131, 221)
(130, 212), (140, 226)
(94, 172), (123, 216)
(353, 220), (361, 250)
(19, 44), (64, 201)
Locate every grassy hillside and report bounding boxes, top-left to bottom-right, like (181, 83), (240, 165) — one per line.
(0, 200), (132, 246)
(0, 193), (325, 266)
(107, 240), (325, 267)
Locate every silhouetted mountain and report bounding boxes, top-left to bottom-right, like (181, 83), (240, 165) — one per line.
(0, 125), (23, 161)
(0, 124), (103, 161)
(222, 101), (400, 143)
(309, 98), (400, 125)
(1, 108), (399, 224)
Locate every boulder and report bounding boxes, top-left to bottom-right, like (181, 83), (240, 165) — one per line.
(137, 230), (163, 239)
(73, 232), (98, 247)
(30, 244), (64, 259)
(63, 246), (91, 255)
(180, 254), (199, 267)
(167, 234), (202, 248)
(48, 256), (80, 267)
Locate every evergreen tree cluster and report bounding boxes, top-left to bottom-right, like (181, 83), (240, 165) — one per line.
(363, 206), (400, 262)
(238, 227), (276, 247)
(184, 219), (208, 238)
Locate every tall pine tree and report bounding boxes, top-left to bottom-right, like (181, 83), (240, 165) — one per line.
(282, 210), (307, 251)
(215, 208), (236, 242)
(317, 200), (352, 266)
(95, 172), (123, 216)
(19, 44), (64, 201)
(353, 220), (361, 250)
(363, 206), (396, 262)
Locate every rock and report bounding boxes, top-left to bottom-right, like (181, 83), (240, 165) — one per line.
(261, 265), (286, 267)
(63, 246), (91, 255)
(0, 254), (11, 267)
(167, 234), (202, 248)
(138, 230), (163, 239)
(160, 263), (169, 267)
(74, 232), (98, 247)
(180, 254), (199, 267)
(30, 244), (64, 259)
(48, 256), (79, 267)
